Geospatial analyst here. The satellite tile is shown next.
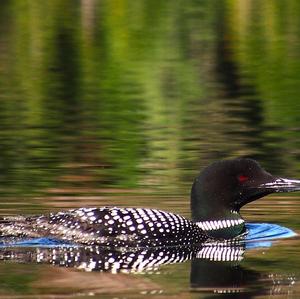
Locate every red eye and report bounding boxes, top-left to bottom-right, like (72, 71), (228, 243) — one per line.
(238, 175), (249, 183)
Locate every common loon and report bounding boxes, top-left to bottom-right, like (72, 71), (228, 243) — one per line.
(1, 158), (300, 247)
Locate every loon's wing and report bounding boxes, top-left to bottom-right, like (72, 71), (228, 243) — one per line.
(0, 207), (208, 247)
(0, 216), (41, 238)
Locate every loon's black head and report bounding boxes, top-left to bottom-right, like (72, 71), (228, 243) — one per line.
(191, 158), (300, 238)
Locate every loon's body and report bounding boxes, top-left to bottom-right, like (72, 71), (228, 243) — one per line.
(1, 158), (300, 247)
(0, 207), (208, 247)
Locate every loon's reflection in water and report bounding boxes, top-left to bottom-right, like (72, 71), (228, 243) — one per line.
(0, 241), (296, 296)
(190, 258), (297, 298)
(0, 223), (297, 295)
(0, 243), (243, 273)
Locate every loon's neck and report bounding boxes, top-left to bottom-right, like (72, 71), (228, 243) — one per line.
(191, 179), (245, 238)
(196, 215), (244, 231)
(194, 210), (245, 239)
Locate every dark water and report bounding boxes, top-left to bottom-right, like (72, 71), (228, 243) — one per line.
(1, 0), (300, 298)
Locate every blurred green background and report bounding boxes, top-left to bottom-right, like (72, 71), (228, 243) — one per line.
(0, 0), (300, 207)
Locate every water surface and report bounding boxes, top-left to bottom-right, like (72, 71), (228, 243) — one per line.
(1, 0), (300, 298)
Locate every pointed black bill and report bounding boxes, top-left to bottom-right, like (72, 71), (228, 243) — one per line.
(259, 178), (300, 193)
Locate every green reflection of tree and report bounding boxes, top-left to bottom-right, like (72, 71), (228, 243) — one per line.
(0, 0), (207, 198)
(226, 0), (300, 175)
(0, 0), (300, 202)
(0, 264), (38, 295)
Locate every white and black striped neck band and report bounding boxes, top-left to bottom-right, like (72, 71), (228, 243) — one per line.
(196, 219), (245, 231)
